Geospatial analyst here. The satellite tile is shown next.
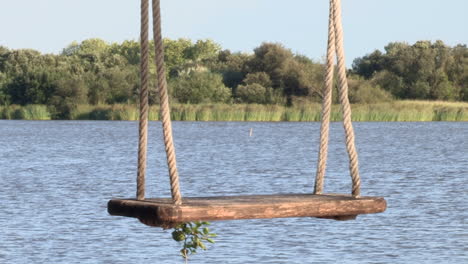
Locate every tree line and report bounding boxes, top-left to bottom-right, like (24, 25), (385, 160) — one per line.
(352, 40), (467, 101)
(0, 38), (466, 118)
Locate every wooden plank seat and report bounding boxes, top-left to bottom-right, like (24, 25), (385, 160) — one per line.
(108, 194), (387, 228)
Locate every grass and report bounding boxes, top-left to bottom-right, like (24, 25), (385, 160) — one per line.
(0, 104), (51, 120)
(1, 100), (467, 121)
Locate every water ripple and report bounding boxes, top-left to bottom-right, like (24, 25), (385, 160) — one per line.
(0, 120), (467, 263)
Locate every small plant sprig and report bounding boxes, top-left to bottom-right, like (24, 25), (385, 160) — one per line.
(172, 221), (216, 263)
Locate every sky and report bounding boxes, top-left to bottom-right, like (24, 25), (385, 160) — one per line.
(0, 0), (467, 66)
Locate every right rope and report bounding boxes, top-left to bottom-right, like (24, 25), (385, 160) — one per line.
(152, 0), (183, 205)
(314, 0), (361, 197)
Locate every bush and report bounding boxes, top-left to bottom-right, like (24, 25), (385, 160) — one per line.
(242, 72), (272, 88)
(235, 72), (285, 104)
(170, 72), (231, 104)
(48, 97), (77, 119)
(236, 83), (268, 103)
(348, 77), (393, 104)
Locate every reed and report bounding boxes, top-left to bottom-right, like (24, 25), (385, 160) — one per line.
(24, 105), (51, 120)
(109, 105), (139, 121)
(1, 101), (467, 121)
(0, 104), (51, 120)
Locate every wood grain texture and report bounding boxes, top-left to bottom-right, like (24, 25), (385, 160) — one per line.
(108, 194), (386, 228)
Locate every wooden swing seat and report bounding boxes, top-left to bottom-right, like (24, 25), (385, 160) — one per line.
(108, 194), (386, 228)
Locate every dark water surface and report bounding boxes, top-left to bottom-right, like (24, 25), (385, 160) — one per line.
(1, 121), (467, 263)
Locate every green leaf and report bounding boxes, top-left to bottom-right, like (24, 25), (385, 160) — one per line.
(172, 231), (186, 242)
(193, 237), (201, 247)
(172, 221), (215, 260)
(199, 242), (207, 250)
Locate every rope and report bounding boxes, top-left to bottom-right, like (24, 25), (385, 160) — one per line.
(314, 0), (361, 197)
(137, 0), (150, 201)
(152, 0), (182, 205)
(314, 0), (336, 195)
(138, 0), (359, 201)
(333, 0), (361, 197)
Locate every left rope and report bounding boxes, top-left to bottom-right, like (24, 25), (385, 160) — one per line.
(137, 0), (150, 201)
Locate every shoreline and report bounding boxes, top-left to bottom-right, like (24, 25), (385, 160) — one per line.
(1, 100), (467, 122)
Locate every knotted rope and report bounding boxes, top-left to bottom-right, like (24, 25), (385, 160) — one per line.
(152, 0), (182, 205)
(137, 0), (150, 201)
(314, 0), (361, 197)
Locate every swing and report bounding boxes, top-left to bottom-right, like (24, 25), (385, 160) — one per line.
(107, 0), (387, 228)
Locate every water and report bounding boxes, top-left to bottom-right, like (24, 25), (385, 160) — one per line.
(0, 120), (467, 264)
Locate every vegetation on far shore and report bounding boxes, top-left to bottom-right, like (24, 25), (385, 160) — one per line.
(0, 38), (466, 121)
(1, 100), (467, 122)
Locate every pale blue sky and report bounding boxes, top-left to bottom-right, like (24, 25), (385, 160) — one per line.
(1, 0), (467, 65)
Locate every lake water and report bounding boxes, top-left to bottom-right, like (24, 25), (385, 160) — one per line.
(0, 120), (467, 264)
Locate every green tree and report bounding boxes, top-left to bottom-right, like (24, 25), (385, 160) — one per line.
(371, 70), (406, 98)
(0, 47), (11, 104)
(64, 38), (109, 57)
(353, 40), (467, 101)
(448, 44), (468, 101)
(3, 50), (63, 105)
(246, 43), (324, 104)
(212, 50), (251, 89)
(110, 40), (140, 65)
(0, 72), (8, 104)
(163, 38), (192, 76)
(87, 67), (137, 105)
(169, 72), (231, 104)
(282, 59), (322, 101)
(185, 39), (221, 64)
(48, 75), (88, 119)
(248, 43), (293, 89)
(0, 46), (9, 72)
(62, 38), (111, 75)
(351, 50), (385, 79)
(236, 83), (268, 103)
(347, 76), (393, 103)
(242, 72), (272, 87)
(236, 72), (271, 103)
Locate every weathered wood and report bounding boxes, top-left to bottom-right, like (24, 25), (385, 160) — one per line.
(108, 194), (386, 228)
